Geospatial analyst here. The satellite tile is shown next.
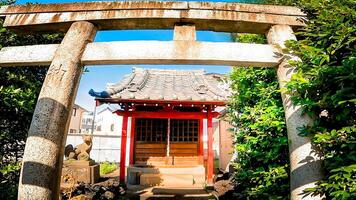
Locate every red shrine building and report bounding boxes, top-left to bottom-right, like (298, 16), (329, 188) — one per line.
(90, 68), (230, 186)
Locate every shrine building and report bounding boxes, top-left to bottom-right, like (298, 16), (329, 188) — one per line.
(90, 67), (230, 186)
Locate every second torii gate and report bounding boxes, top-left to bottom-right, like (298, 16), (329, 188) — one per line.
(0, 1), (323, 200)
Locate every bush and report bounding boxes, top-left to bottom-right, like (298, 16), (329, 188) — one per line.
(228, 34), (290, 199)
(0, 162), (20, 199)
(100, 162), (118, 176)
(284, 0), (356, 198)
(229, 0), (355, 199)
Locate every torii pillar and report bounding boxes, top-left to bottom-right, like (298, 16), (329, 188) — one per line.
(18, 21), (97, 199)
(267, 25), (323, 200)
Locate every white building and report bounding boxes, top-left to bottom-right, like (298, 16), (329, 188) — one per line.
(94, 105), (122, 135)
(80, 111), (94, 134)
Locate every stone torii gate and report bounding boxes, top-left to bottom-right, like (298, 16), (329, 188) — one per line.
(0, 1), (323, 200)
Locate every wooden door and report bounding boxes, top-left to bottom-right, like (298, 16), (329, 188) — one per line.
(134, 118), (167, 166)
(134, 118), (201, 166)
(170, 119), (200, 165)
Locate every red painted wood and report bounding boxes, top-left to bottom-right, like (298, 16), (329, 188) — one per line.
(96, 98), (226, 106)
(115, 111), (219, 119)
(167, 118), (170, 158)
(207, 108), (214, 183)
(119, 115), (128, 183)
(129, 117), (135, 165)
(199, 118), (204, 156)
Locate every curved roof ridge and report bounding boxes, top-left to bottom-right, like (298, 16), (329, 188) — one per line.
(126, 69), (149, 92)
(133, 67), (205, 75)
(106, 72), (136, 95)
(91, 67), (230, 103)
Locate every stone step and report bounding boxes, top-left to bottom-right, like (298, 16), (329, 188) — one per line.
(140, 174), (205, 187)
(128, 165), (205, 175)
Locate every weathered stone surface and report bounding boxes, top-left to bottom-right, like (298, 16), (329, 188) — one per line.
(0, 1), (305, 34)
(127, 165), (205, 187)
(2, 2), (304, 15)
(65, 135), (93, 161)
(18, 21), (97, 200)
(188, 1), (304, 15)
(61, 180), (125, 200)
(266, 25), (323, 200)
(61, 163), (99, 184)
(140, 174), (204, 187)
(63, 160), (95, 167)
(102, 191), (115, 200)
(0, 5), (8, 17)
(69, 195), (87, 200)
(0, 41), (282, 67)
(2, 1), (189, 13)
(173, 25), (196, 41)
(83, 41), (282, 67)
(0, 44), (58, 66)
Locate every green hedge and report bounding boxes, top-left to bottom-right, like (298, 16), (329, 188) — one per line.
(228, 34), (290, 199)
(284, 0), (356, 199)
(229, 0), (356, 199)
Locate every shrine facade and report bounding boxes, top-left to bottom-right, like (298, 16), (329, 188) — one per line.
(90, 68), (229, 185)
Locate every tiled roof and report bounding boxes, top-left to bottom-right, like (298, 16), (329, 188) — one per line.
(91, 68), (230, 103)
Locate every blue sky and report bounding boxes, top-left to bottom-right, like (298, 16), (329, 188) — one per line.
(15, 0), (250, 110)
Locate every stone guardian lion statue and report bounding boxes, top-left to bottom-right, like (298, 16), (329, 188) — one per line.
(64, 135), (93, 161)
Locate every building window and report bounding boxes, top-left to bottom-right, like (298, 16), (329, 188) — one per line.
(97, 125), (101, 132)
(136, 118), (167, 142)
(69, 129), (76, 133)
(110, 124), (114, 131)
(73, 108), (77, 116)
(135, 119), (199, 142)
(170, 119), (199, 142)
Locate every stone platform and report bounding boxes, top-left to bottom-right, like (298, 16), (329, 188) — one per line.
(61, 160), (100, 184)
(127, 165), (205, 187)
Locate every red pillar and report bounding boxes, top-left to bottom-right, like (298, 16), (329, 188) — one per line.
(119, 114), (128, 183)
(129, 117), (135, 165)
(199, 118), (204, 157)
(207, 107), (214, 183)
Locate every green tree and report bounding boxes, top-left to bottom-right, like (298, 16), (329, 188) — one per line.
(229, 0), (355, 199)
(0, 1), (63, 199)
(228, 34), (290, 199)
(283, 0), (356, 199)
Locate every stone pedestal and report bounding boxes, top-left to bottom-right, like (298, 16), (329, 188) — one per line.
(62, 160), (100, 184)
